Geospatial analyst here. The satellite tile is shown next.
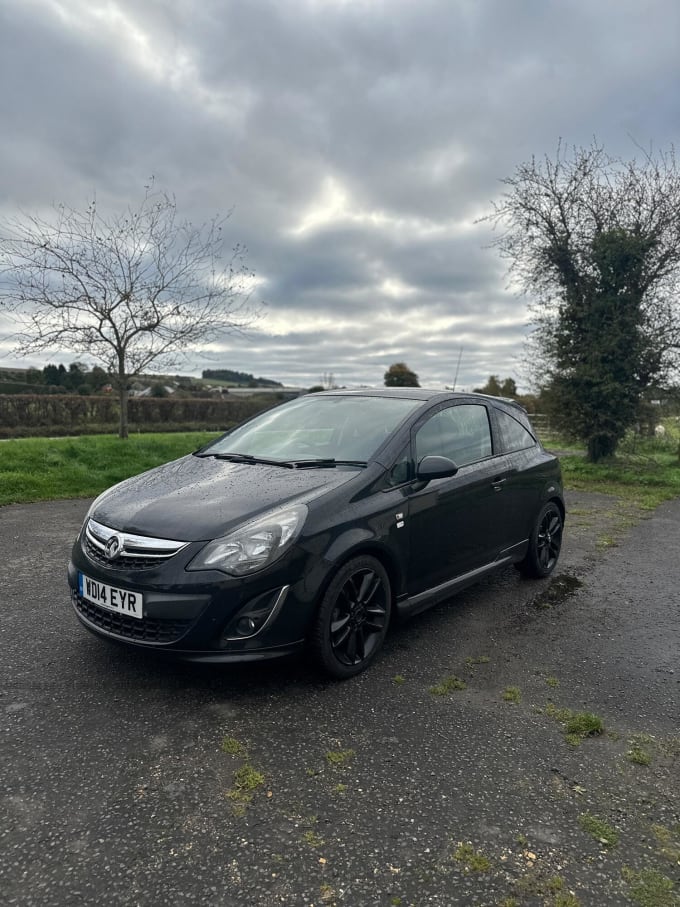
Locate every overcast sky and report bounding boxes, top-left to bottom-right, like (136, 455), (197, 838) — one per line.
(1, 0), (679, 390)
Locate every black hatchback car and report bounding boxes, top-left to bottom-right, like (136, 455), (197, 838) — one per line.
(68, 389), (564, 677)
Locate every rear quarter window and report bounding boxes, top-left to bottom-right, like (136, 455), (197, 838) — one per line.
(494, 408), (537, 453)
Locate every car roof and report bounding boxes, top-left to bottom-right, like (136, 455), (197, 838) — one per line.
(317, 387), (454, 401)
(315, 387), (521, 406)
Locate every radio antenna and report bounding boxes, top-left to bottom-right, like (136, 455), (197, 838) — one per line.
(452, 347), (463, 391)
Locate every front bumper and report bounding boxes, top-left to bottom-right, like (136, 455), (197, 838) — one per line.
(67, 537), (316, 662)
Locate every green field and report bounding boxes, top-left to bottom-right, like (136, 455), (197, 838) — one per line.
(0, 432), (220, 506)
(0, 430), (679, 508)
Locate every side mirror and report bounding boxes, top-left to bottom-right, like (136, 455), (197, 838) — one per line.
(416, 455), (459, 480)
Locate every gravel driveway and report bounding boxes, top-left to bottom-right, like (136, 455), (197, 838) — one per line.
(1, 493), (679, 906)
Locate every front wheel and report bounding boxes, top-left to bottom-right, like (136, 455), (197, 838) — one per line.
(309, 555), (391, 679)
(517, 502), (563, 578)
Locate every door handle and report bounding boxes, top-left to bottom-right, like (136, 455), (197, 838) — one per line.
(491, 476), (507, 491)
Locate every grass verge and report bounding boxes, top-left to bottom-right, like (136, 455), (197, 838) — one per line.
(547, 428), (680, 510)
(0, 432), (220, 505)
(559, 446), (680, 510)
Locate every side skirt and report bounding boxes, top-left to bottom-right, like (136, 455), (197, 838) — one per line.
(395, 540), (528, 619)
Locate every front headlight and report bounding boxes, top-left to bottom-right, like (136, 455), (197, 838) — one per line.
(187, 503), (308, 576)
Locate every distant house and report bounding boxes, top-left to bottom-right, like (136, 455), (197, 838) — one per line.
(129, 383), (176, 398)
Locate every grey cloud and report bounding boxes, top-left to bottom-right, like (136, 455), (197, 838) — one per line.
(1, 0), (679, 393)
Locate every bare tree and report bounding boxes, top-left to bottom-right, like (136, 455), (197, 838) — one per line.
(0, 186), (260, 437)
(483, 140), (680, 458)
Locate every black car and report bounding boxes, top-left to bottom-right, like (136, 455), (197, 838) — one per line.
(68, 389), (564, 678)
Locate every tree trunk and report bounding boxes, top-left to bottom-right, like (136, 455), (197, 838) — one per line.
(118, 368), (129, 440)
(587, 433), (617, 462)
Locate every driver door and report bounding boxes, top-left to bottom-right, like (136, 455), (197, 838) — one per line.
(406, 402), (504, 596)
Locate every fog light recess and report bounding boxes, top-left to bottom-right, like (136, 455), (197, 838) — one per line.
(221, 586), (289, 644)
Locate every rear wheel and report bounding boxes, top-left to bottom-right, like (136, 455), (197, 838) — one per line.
(517, 502), (563, 578)
(309, 555), (391, 678)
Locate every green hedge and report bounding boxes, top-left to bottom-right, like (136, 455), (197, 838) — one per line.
(0, 393), (283, 437)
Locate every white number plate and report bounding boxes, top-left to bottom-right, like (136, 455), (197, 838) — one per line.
(78, 573), (143, 620)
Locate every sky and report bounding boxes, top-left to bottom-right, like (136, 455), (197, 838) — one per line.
(1, 0), (679, 391)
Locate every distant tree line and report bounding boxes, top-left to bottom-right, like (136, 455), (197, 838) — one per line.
(473, 375), (517, 398)
(0, 362), (288, 398)
(201, 368), (282, 387)
(0, 362), (109, 395)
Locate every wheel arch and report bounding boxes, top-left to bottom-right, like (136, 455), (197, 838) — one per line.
(316, 541), (403, 621)
(548, 494), (566, 523)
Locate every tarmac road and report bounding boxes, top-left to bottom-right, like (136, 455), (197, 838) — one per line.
(1, 494), (679, 906)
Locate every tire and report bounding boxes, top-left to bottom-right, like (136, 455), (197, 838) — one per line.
(309, 555), (391, 679)
(517, 501), (563, 578)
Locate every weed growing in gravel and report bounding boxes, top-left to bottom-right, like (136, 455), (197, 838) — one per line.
(628, 746), (653, 766)
(453, 842), (491, 872)
(429, 675), (467, 695)
(622, 866), (677, 906)
(565, 711), (604, 744)
(325, 749), (355, 766)
(221, 736), (247, 756)
(626, 733), (655, 766)
(225, 763), (265, 814)
(222, 736), (265, 815)
(513, 872), (580, 905)
(392, 674), (405, 684)
(546, 676), (560, 688)
(553, 893), (581, 907)
(651, 825), (680, 865)
(544, 703), (604, 745)
(302, 829), (324, 847)
(503, 686), (522, 703)
(579, 813), (619, 847)
(465, 655), (491, 667)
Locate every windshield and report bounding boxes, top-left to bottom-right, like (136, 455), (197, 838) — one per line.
(200, 394), (422, 463)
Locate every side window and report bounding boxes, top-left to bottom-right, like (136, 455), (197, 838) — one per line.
(494, 409), (536, 453)
(415, 404), (492, 467)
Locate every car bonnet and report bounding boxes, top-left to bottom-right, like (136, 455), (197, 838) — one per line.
(90, 454), (362, 541)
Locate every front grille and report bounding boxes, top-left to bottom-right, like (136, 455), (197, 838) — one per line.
(73, 593), (193, 643)
(84, 537), (163, 572)
(83, 519), (189, 572)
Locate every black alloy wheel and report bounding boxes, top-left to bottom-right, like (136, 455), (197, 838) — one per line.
(517, 502), (563, 578)
(310, 555), (391, 678)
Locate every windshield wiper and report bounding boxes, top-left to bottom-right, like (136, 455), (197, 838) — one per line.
(287, 458), (368, 469)
(195, 452), (295, 468)
(195, 452), (367, 469)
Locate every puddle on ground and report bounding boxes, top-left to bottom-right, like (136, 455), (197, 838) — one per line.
(533, 573), (584, 610)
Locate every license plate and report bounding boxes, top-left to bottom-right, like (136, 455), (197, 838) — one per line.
(78, 573), (143, 620)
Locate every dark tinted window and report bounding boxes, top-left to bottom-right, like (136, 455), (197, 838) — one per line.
(495, 409), (536, 453)
(415, 404), (492, 466)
